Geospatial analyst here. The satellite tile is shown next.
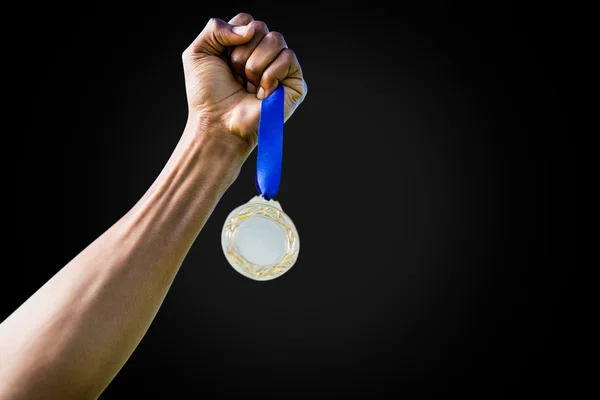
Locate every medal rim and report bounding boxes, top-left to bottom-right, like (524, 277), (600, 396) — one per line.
(221, 196), (299, 281)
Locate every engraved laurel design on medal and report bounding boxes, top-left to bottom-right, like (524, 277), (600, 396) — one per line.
(221, 196), (299, 281)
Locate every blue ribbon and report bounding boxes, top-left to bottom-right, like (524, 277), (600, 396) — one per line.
(255, 85), (284, 200)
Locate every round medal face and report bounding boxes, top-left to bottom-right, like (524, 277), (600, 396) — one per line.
(221, 196), (299, 281)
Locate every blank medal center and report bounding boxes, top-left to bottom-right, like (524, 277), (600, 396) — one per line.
(234, 217), (287, 266)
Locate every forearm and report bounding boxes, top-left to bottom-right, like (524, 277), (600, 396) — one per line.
(0, 117), (249, 399)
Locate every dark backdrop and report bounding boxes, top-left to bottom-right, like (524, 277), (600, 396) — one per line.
(2, 4), (570, 398)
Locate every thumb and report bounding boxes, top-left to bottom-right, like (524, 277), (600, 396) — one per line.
(191, 18), (254, 56)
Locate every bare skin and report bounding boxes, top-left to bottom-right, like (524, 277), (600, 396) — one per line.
(0, 13), (306, 400)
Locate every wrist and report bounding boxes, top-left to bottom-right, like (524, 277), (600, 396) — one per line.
(185, 111), (254, 155)
(181, 113), (250, 177)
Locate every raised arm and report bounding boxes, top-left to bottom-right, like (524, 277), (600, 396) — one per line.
(0, 13), (306, 400)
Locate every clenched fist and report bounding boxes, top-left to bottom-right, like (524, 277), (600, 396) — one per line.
(182, 13), (307, 146)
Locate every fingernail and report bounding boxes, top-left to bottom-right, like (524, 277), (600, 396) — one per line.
(232, 25), (249, 36)
(247, 82), (256, 93)
(257, 87), (265, 100)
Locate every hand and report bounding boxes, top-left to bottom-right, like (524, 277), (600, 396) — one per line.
(182, 13), (307, 145)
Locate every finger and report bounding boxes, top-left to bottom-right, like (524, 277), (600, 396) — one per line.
(257, 49), (307, 121)
(257, 48), (299, 99)
(245, 31), (288, 89)
(188, 18), (255, 56)
(228, 12), (254, 25)
(229, 20), (270, 85)
(225, 13), (255, 63)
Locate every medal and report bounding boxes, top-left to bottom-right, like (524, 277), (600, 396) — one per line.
(221, 86), (300, 281)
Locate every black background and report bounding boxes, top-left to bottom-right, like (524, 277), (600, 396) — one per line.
(2, 4), (571, 398)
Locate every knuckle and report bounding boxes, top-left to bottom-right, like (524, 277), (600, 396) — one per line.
(280, 48), (294, 61)
(245, 61), (260, 76)
(229, 52), (245, 67)
(235, 12), (253, 21)
(207, 17), (218, 28)
(283, 48), (295, 60)
(261, 68), (273, 79)
(260, 70), (275, 84)
(267, 31), (285, 44)
(206, 17), (223, 31)
(251, 20), (268, 33)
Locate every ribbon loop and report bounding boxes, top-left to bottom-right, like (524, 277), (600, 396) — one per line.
(255, 85), (285, 200)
